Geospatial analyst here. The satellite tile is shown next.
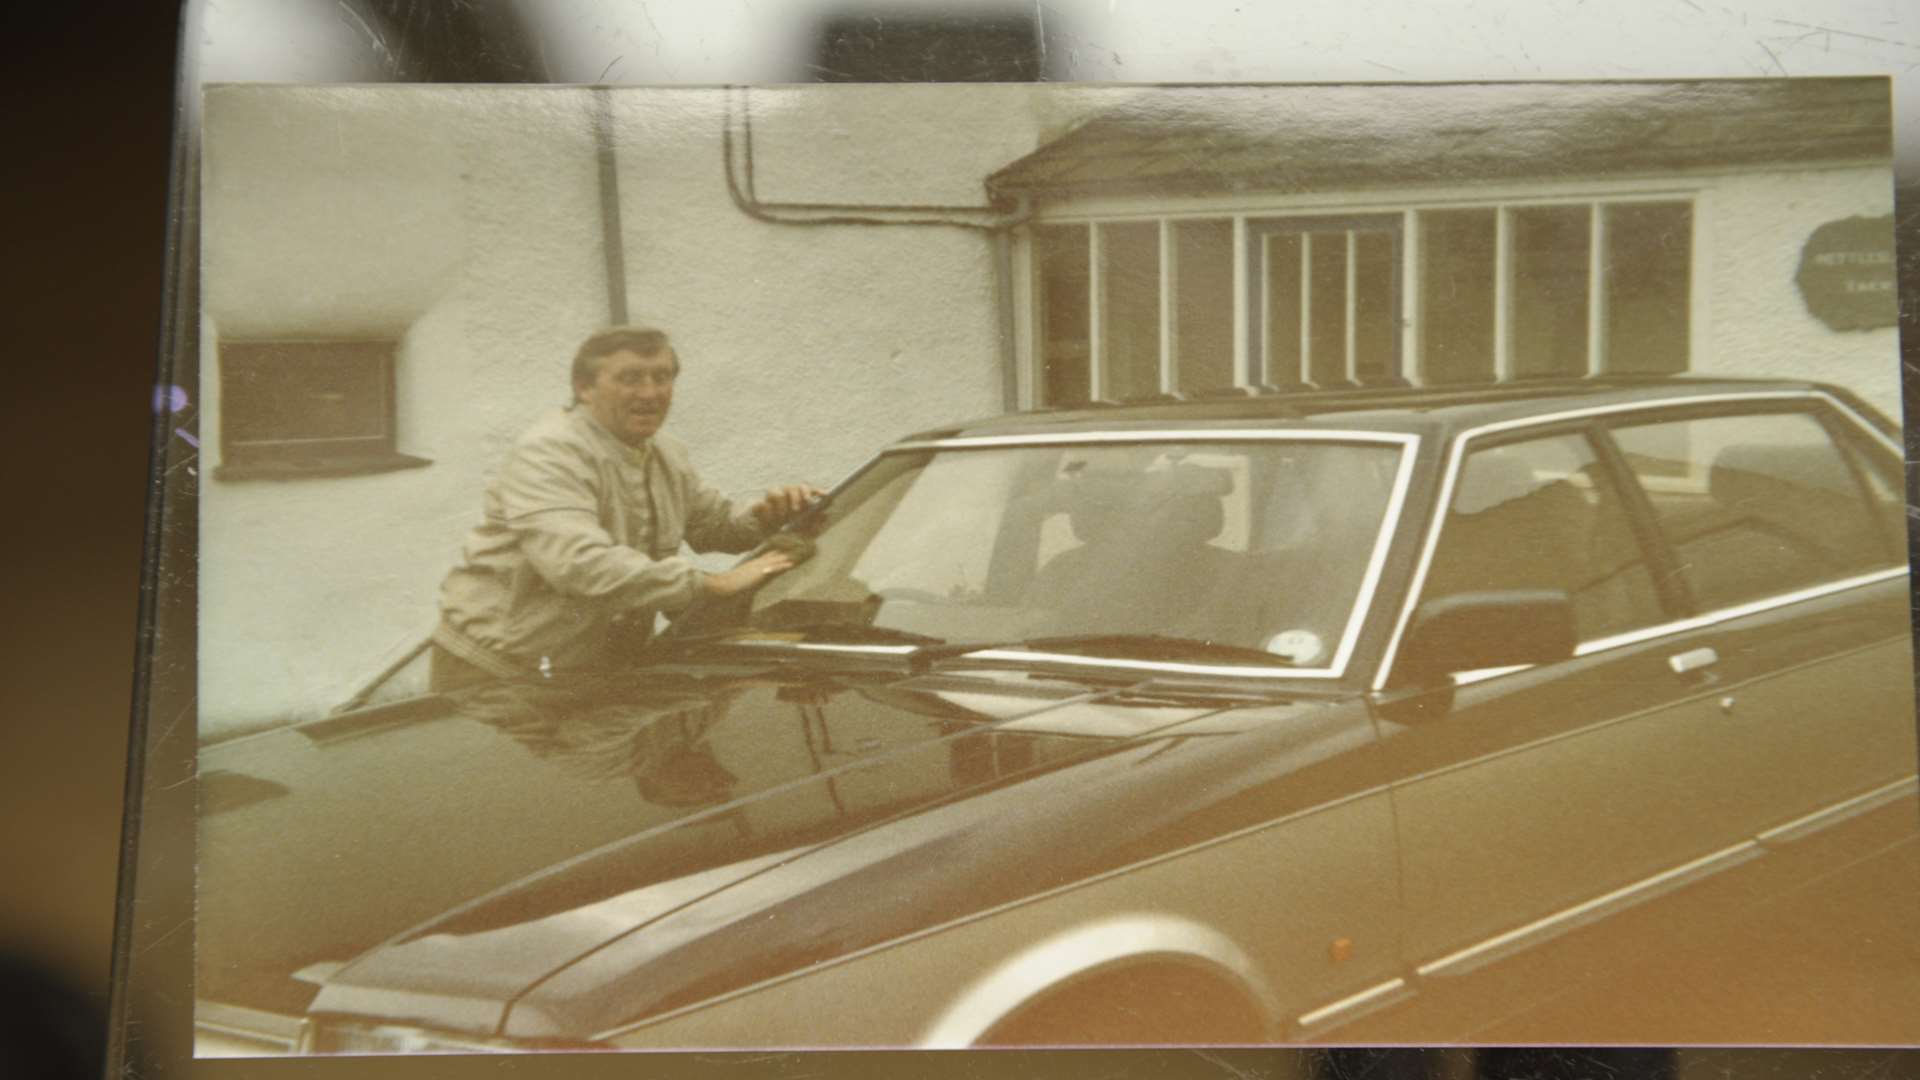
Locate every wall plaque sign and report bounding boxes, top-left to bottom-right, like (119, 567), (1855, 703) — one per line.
(1794, 214), (1897, 331)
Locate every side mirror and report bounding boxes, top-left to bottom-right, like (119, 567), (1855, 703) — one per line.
(1388, 589), (1577, 691)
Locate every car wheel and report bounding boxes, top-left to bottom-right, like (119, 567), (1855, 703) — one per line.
(975, 962), (1269, 1047)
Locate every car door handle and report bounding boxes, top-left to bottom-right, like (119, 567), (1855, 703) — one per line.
(1667, 646), (1719, 675)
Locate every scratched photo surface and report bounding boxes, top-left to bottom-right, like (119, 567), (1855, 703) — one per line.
(183, 79), (1918, 1059)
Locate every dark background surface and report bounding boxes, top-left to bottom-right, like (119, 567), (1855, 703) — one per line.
(2, 3), (1916, 1079)
(1, 4), (179, 1077)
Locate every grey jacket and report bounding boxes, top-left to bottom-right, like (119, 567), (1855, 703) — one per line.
(435, 407), (768, 677)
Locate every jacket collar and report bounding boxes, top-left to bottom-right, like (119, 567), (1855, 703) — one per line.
(570, 406), (653, 467)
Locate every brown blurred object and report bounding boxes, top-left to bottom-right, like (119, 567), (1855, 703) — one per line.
(0, 0), (180, 1070)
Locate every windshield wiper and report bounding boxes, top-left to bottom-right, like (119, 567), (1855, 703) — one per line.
(943, 634), (1295, 667)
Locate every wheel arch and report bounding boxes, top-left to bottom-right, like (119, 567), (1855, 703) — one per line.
(917, 913), (1284, 1047)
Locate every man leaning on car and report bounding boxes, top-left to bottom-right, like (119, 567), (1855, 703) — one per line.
(429, 325), (819, 692)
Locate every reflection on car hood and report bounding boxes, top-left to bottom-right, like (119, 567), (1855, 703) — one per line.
(203, 662), (1366, 1039)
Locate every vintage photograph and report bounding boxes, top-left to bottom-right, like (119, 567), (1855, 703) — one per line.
(189, 78), (1917, 1056)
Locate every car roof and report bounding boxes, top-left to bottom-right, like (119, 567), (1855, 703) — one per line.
(897, 376), (1852, 445)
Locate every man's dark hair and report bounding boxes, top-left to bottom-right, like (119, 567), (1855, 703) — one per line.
(570, 325), (680, 399)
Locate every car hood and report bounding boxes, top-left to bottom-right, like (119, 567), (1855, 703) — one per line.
(204, 658), (1365, 1039)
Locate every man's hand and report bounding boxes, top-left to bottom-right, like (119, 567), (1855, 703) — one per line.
(750, 484), (827, 528)
(702, 550), (797, 598)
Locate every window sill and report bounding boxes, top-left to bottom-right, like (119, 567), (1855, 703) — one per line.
(213, 452), (433, 482)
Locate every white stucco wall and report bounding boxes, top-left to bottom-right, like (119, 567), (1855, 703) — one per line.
(199, 85), (1047, 736)
(197, 83), (1900, 738)
(607, 86), (1046, 496)
(202, 87), (615, 735)
(1694, 164), (1900, 416)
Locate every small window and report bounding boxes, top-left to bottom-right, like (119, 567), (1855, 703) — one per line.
(1610, 410), (1894, 613)
(217, 340), (428, 479)
(1422, 432), (1665, 642)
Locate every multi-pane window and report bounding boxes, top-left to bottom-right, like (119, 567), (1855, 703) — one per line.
(1032, 198), (1694, 407)
(1254, 217), (1401, 389)
(1037, 219), (1249, 406)
(1416, 200), (1692, 384)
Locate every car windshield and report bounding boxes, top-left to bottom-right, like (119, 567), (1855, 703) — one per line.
(731, 437), (1410, 674)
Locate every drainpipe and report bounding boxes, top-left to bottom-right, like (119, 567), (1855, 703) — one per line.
(719, 87), (1034, 409)
(594, 87), (629, 324)
(995, 230), (1021, 412)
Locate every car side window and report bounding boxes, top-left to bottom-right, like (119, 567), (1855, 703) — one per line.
(1832, 422), (1911, 558)
(1422, 432), (1666, 643)
(1609, 410), (1897, 614)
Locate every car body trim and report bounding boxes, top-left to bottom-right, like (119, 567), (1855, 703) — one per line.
(1400, 637), (1904, 788)
(1415, 838), (1764, 978)
(1755, 775), (1919, 846)
(194, 1001), (304, 1053)
(918, 913), (1281, 1047)
(1413, 776), (1919, 980)
(1374, 389), (1902, 691)
(600, 782), (1394, 1044)
(1295, 977), (1409, 1029)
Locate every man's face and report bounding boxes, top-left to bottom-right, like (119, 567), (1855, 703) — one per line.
(578, 348), (677, 445)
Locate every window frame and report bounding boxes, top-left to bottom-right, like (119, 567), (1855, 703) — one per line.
(215, 338), (432, 481)
(1246, 213), (1406, 391)
(1415, 420), (1689, 646)
(1596, 402), (1906, 619)
(1373, 391), (1906, 691)
(879, 428), (1425, 682)
(1018, 185), (1703, 410)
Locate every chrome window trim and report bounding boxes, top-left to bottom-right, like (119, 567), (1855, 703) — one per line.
(891, 428), (1420, 451)
(1373, 390), (1905, 691)
(1572, 567), (1909, 657)
(1447, 566), (1908, 688)
(873, 430), (1419, 680)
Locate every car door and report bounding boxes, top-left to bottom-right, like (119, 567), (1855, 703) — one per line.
(1600, 403), (1918, 837)
(1376, 422), (1760, 974)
